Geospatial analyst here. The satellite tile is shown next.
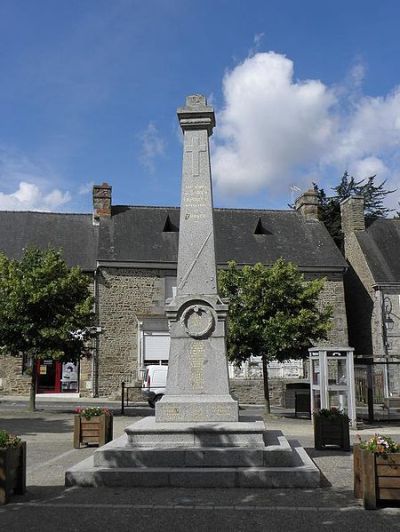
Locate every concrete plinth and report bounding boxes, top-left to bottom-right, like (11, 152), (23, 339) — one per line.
(156, 395), (238, 423)
(125, 417), (264, 448)
(65, 430), (320, 489)
(65, 426), (320, 488)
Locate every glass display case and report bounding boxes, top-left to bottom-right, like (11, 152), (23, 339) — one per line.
(309, 347), (356, 427)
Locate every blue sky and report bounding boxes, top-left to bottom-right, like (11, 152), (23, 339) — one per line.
(1, 0), (400, 212)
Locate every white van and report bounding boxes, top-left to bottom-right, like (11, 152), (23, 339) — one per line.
(142, 365), (168, 408)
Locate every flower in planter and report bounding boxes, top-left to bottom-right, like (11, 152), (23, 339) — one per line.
(74, 407), (112, 420)
(358, 433), (400, 458)
(356, 433), (400, 509)
(313, 407), (350, 421)
(0, 430), (22, 448)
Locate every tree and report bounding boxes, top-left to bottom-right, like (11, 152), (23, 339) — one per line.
(314, 172), (395, 249)
(0, 248), (94, 411)
(218, 259), (332, 413)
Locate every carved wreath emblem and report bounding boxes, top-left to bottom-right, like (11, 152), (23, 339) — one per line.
(180, 304), (215, 338)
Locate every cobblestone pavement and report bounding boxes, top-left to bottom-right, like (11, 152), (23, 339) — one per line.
(1, 399), (400, 531)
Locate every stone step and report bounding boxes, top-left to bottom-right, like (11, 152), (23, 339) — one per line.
(66, 447), (320, 489)
(94, 437), (296, 468)
(124, 418), (267, 448)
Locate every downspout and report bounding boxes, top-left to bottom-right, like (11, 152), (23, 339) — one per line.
(377, 288), (390, 398)
(137, 318), (144, 382)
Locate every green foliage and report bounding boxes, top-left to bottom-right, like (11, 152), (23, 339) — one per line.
(314, 171), (395, 249)
(218, 259), (332, 366)
(0, 430), (22, 448)
(0, 247), (94, 361)
(358, 433), (400, 456)
(314, 407), (349, 421)
(75, 406), (112, 419)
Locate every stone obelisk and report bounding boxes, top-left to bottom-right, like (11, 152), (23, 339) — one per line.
(156, 95), (238, 423)
(66, 95), (319, 489)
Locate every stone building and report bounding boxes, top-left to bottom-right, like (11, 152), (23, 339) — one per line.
(341, 196), (400, 398)
(0, 210), (97, 396)
(0, 185), (348, 402)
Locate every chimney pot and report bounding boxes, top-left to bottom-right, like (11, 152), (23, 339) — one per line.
(93, 182), (112, 222)
(295, 189), (319, 220)
(340, 195), (365, 234)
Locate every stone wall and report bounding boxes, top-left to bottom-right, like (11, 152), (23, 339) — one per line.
(305, 272), (349, 346)
(343, 231), (382, 357)
(0, 356), (31, 395)
(79, 356), (93, 398)
(1, 266), (349, 399)
(229, 378), (308, 407)
(96, 267), (165, 397)
(229, 379), (265, 404)
(95, 267), (348, 398)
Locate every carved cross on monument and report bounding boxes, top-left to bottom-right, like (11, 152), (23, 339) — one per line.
(184, 133), (207, 177)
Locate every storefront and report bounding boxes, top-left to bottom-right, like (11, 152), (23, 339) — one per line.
(35, 359), (79, 394)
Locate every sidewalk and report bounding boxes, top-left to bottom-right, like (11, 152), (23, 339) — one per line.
(1, 400), (400, 531)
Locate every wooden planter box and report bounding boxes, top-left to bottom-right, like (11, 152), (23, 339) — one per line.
(73, 414), (113, 449)
(356, 448), (400, 509)
(353, 444), (363, 499)
(0, 442), (26, 505)
(314, 415), (350, 451)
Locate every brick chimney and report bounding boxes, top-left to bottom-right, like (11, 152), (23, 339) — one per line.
(93, 182), (112, 223)
(340, 195), (365, 234)
(295, 189), (319, 221)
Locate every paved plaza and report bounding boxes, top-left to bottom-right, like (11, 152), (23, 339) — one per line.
(1, 397), (400, 531)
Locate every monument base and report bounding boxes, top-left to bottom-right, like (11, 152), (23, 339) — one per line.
(65, 420), (320, 489)
(155, 395), (239, 423)
(125, 417), (263, 447)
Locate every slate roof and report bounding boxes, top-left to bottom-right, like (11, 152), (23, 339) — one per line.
(0, 206), (347, 272)
(97, 205), (347, 270)
(356, 218), (400, 284)
(0, 212), (98, 271)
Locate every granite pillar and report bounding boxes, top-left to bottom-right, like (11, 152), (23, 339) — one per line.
(156, 95), (238, 423)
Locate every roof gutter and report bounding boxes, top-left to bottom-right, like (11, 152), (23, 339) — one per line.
(96, 260), (346, 274)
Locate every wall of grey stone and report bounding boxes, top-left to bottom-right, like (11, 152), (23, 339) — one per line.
(305, 273), (349, 346)
(1, 267), (349, 399)
(229, 379), (264, 404)
(0, 356), (30, 395)
(78, 357), (93, 398)
(343, 231), (383, 357)
(229, 378), (309, 407)
(96, 267), (165, 398)
(96, 267), (348, 398)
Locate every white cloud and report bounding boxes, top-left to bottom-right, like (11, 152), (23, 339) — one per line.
(213, 52), (400, 203)
(138, 122), (166, 173)
(349, 157), (389, 181)
(248, 33), (265, 56)
(0, 182), (71, 211)
(0, 147), (72, 211)
(330, 88), (400, 164)
(213, 52), (337, 195)
(78, 181), (94, 195)
(349, 62), (366, 88)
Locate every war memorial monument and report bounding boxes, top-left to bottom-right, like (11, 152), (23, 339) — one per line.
(66, 95), (319, 488)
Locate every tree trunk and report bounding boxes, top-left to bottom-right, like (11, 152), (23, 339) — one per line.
(262, 354), (271, 414)
(29, 362), (37, 412)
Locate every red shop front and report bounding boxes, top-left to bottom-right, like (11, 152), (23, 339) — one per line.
(35, 359), (79, 394)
